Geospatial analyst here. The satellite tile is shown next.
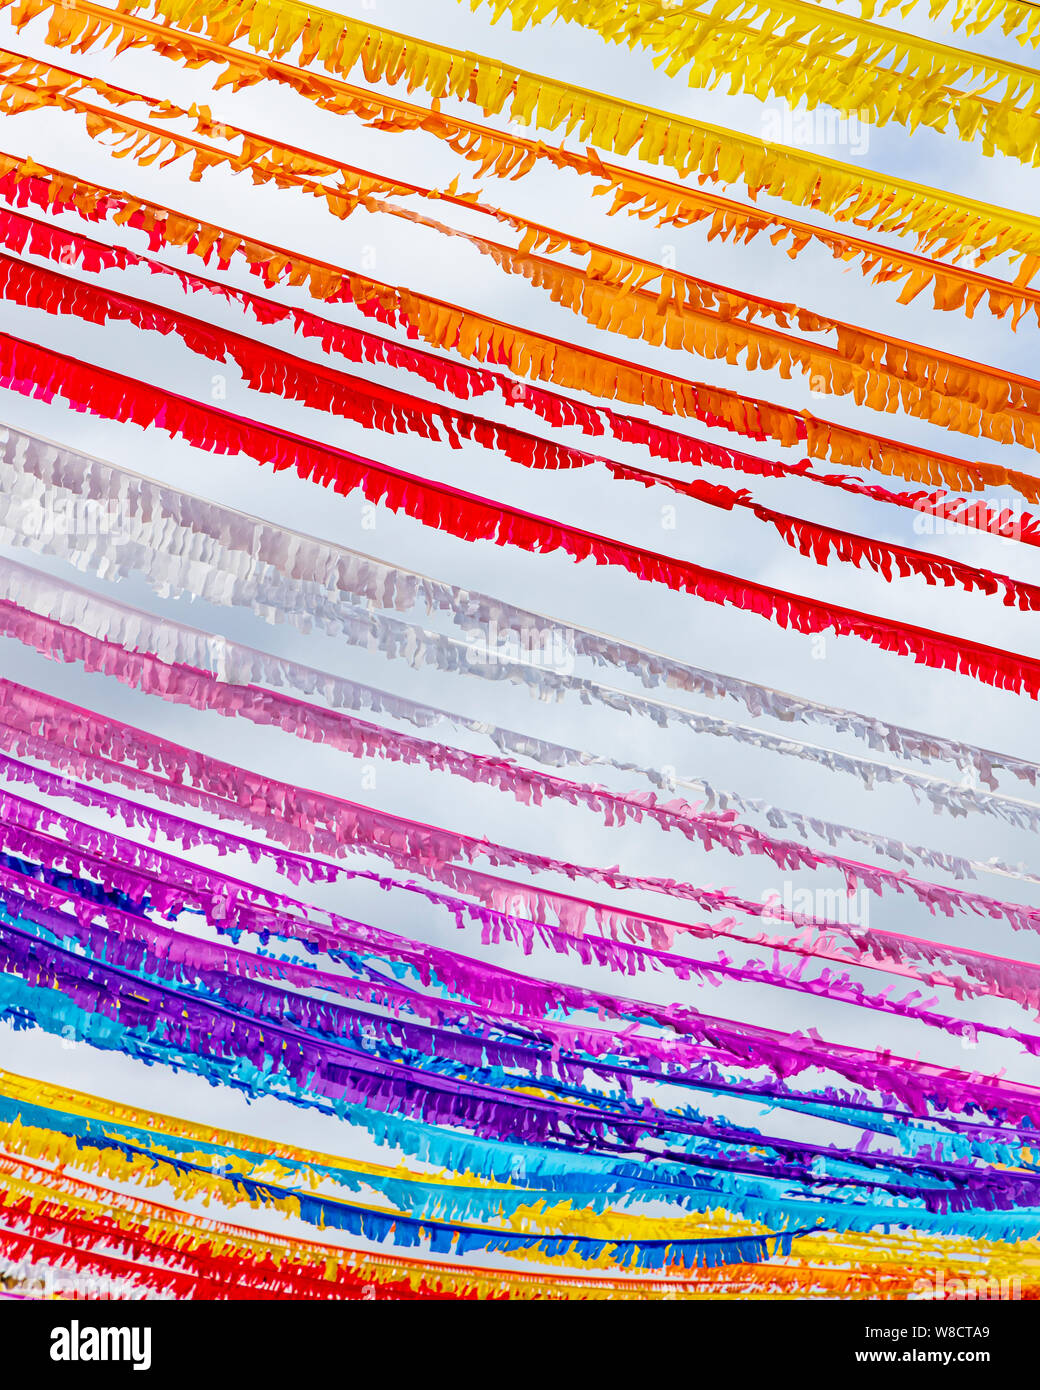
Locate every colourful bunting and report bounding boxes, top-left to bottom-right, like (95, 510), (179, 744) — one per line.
(0, 0), (1035, 1307)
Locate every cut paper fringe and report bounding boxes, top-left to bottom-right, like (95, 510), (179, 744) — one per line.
(6, 0), (1040, 330)
(2, 549), (1033, 888)
(24, 0), (1040, 274)
(5, 68), (1037, 445)
(470, 0), (1040, 166)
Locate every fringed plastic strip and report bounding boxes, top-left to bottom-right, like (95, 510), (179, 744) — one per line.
(8, 0), (1040, 329)
(6, 960), (1040, 1245)
(6, 52), (1039, 449)
(8, 776), (1040, 1118)
(8, 1070), (1038, 1270)
(0, 1069), (747, 1214)
(6, 208), (1040, 547)
(8, 895), (1040, 1144)
(12, 573), (1040, 926)
(867, 0), (1040, 49)
(12, 982), (1032, 1167)
(0, 1168), (900, 1300)
(7, 73), (1033, 444)
(10, 964), (1040, 1234)
(0, 1111), (769, 1240)
(2, 550), (1032, 889)
(0, 1088), (933, 1247)
(0, 1081), (820, 1271)
(0, 937), (1025, 1234)
(1, 918), (951, 1192)
(0, 1110), (805, 1275)
(10, 675), (1040, 962)
(0, 1159), (780, 1292)
(11, 737), (1040, 1058)
(9, 712), (1040, 1046)
(5, 336), (1040, 697)
(19, 1157), (954, 1296)
(8, 1066), (1034, 1236)
(7, 775), (1040, 1091)
(11, 843), (1040, 1131)
(0, 1213), (865, 1301)
(0, 1145), (1001, 1284)
(2, 427), (1036, 813)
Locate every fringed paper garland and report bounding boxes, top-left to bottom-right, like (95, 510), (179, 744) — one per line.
(4, 67), (1036, 443)
(2, 427), (1036, 817)
(467, 0), (1040, 165)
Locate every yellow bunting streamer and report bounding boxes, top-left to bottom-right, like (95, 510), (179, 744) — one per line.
(865, 0), (1040, 48)
(7, 1162), (1027, 1303)
(0, 1160), (943, 1300)
(0, 1118), (807, 1288)
(467, 0), (1040, 164)
(0, 1070), (1037, 1289)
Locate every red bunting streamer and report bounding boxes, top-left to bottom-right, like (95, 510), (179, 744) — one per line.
(3, 250), (1039, 606)
(1, 328), (1038, 696)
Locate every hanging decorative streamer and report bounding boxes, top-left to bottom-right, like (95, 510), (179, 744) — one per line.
(7, 763), (1040, 1064)
(4, 62), (1036, 444)
(5, 331), (1040, 697)
(0, 878), (1031, 1210)
(0, 1119), (1029, 1289)
(8, 250), (1040, 612)
(466, 0), (1040, 164)
(867, 0), (1040, 47)
(5, 1067), (1031, 1234)
(8, 822), (1040, 1278)
(10, 951), (1040, 1225)
(6, 900), (1040, 1222)
(7, 700), (1040, 1097)
(2, 1145), (951, 1301)
(2, 424), (1037, 815)
(0, 0), (1036, 1301)
(12, 565), (1040, 973)
(7, 674), (1040, 954)
(7, 1068), (1039, 1274)
(3, 549), (1034, 888)
(7, 826), (1040, 1137)
(7, 206), (1040, 556)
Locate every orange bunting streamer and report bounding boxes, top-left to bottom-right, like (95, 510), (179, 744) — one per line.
(0, 149), (1037, 507)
